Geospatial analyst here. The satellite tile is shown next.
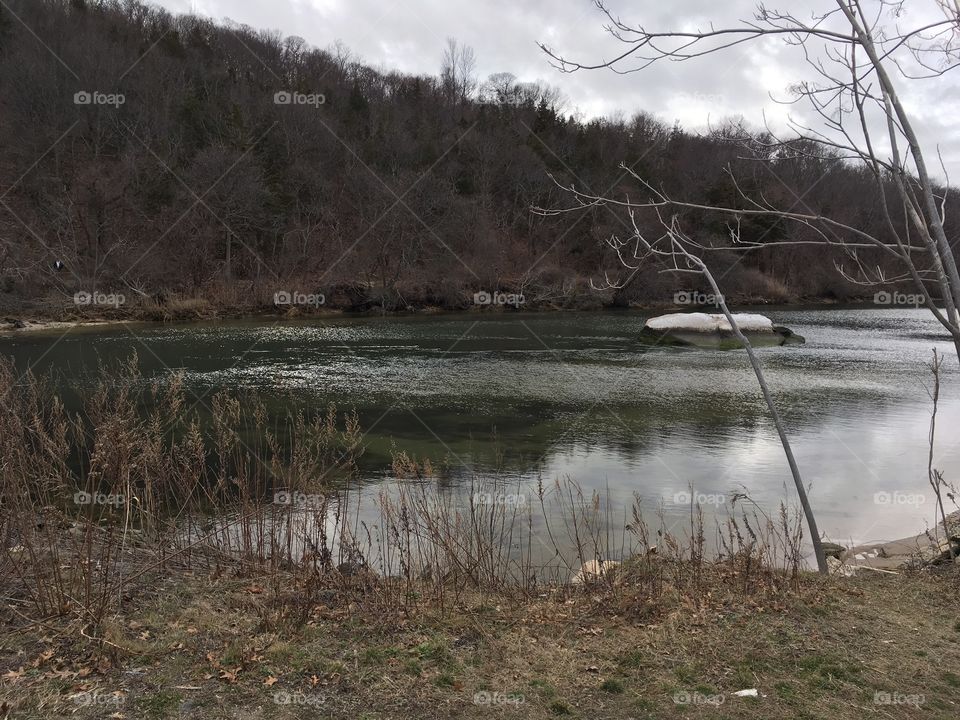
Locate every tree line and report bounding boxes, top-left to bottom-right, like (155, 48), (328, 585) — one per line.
(0, 0), (952, 314)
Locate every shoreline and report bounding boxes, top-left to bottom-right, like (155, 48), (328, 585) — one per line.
(830, 510), (960, 574)
(0, 294), (893, 334)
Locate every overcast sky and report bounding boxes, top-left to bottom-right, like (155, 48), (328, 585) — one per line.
(156, 0), (960, 178)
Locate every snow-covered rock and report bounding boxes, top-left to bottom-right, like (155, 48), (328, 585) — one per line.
(643, 312), (775, 333)
(639, 311), (803, 348)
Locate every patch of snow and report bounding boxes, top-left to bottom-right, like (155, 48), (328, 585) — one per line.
(644, 312), (775, 333)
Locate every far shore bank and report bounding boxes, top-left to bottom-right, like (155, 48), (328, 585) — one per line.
(0, 293), (897, 334)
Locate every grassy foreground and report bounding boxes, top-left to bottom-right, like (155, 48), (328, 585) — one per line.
(2, 566), (959, 720)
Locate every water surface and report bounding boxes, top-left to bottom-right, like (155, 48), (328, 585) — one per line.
(2, 307), (957, 550)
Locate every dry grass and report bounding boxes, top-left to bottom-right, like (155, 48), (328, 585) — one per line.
(0, 356), (363, 623)
(2, 567), (959, 719)
(1, 357), (811, 629)
(134, 296), (215, 322)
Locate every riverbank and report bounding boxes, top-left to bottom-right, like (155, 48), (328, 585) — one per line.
(2, 563), (958, 719)
(0, 288), (880, 333)
(831, 511), (960, 574)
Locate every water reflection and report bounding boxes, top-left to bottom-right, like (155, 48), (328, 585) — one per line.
(2, 307), (956, 550)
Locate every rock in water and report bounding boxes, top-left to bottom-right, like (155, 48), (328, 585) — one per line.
(640, 312), (804, 349)
(644, 312), (774, 333)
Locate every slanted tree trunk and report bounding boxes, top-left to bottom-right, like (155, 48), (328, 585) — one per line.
(685, 249), (828, 574)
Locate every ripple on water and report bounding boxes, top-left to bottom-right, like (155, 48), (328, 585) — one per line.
(1, 308), (957, 546)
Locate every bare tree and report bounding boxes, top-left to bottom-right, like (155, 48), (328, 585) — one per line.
(441, 37), (478, 102)
(480, 72), (519, 104)
(541, 0), (960, 363)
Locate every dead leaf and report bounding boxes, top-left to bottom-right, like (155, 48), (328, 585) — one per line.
(264, 676), (278, 687)
(30, 650), (55, 668)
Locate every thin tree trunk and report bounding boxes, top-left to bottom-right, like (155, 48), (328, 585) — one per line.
(926, 349), (954, 557)
(689, 253), (829, 574)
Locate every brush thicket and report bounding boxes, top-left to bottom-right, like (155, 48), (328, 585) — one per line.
(1, 356), (811, 638)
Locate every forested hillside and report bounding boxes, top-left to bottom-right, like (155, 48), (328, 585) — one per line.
(0, 0), (951, 315)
